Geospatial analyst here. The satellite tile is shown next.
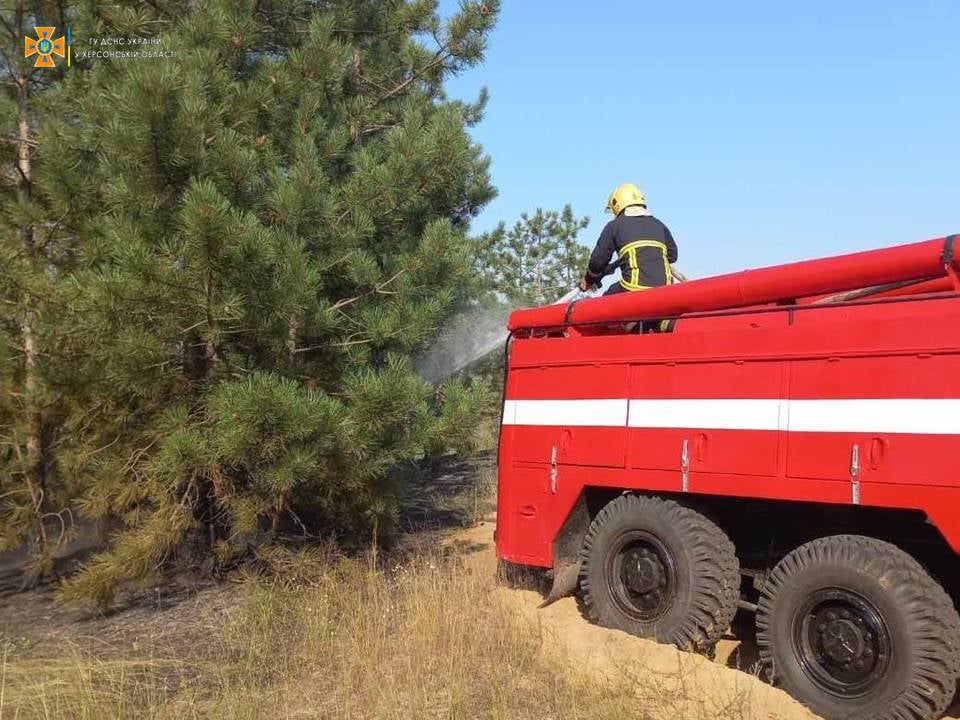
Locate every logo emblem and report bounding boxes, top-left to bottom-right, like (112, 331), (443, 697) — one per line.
(24, 27), (65, 68)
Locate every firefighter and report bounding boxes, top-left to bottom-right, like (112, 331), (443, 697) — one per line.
(579, 183), (678, 296)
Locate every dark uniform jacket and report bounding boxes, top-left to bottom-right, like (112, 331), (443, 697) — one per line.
(585, 214), (678, 292)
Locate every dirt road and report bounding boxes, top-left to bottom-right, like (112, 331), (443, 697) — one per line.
(452, 520), (960, 720)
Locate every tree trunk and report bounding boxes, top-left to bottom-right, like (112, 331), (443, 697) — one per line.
(287, 315), (299, 371)
(14, 2), (49, 569)
(534, 245), (544, 306)
(203, 273), (220, 364)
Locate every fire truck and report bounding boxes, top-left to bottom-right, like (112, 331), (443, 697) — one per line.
(496, 236), (960, 720)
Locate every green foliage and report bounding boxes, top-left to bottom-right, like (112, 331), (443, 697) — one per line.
(475, 205), (590, 306)
(0, 1), (78, 582)
(0, 0), (501, 604)
(427, 375), (498, 457)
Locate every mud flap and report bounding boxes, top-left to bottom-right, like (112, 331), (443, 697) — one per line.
(540, 558), (581, 607)
(538, 492), (591, 607)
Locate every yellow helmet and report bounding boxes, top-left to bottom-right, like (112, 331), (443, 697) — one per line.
(606, 183), (646, 215)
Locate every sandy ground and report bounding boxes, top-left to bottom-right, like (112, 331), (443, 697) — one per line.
(452, 519), (960, 720)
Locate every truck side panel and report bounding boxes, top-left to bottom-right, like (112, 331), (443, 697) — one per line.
(497, 295), (960, 567)
(497, 361), (629, 565)
(787, 354), (960, 487)
(629, 360), (785, 477)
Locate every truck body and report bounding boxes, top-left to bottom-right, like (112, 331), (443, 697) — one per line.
(496, 236), (960, 720)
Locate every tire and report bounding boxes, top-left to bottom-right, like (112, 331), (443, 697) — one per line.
(576, 494), (740, 652)
(756, 535), (960, 720)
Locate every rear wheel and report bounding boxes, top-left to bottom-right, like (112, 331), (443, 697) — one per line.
(757, 535), (960, 720)
(576, 494), (739, 652)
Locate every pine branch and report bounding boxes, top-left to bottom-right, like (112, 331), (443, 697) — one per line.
(329, 267), (412, 311)
(0, 12), (17, 41)
(374, 46), (452, 106)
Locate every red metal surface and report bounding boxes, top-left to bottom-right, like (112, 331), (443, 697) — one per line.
(496, 239), (960, 569)
(507, 237), (952, 330)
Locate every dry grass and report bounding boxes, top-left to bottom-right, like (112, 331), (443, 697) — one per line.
(0, 546), (645, 720)
(0, 539), (767, 720)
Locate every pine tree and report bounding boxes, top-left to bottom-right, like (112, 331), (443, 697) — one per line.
(475, 205), (590, 306)
(0, 0), (501, 605)
(0, 1), (81, 582)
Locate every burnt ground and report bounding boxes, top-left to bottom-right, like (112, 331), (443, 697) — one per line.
(0, 453), (494, 660)
(0, 570), (238, 660)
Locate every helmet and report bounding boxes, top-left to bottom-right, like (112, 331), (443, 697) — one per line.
(606, 183), (646, 215)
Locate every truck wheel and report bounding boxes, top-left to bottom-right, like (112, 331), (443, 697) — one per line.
(576, 494), (739, 651)
(756, 535), (960, 720)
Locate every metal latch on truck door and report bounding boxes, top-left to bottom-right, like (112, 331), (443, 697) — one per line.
(549, 445), (558, 494)
(681, 439), (690, 493)
(850, 444), (861, 505)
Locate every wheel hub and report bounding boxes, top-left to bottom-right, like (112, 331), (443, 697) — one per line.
(621, 548), (665, 594)
(794, 590), (891, 697)
(818, 614), (868, 664)
(606, 531), (677, 623)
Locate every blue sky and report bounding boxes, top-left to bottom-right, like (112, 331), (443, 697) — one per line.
(441, 1), (959, 279)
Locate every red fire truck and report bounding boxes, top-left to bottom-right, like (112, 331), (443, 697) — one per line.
(496, 236), (960, 720)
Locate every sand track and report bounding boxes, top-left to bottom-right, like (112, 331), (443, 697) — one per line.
(453, 520), (960, 720)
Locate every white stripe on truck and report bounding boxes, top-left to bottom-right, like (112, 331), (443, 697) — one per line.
(787, 399), (960, 435)
(501, 398), (960, 435)
(626, 399), (783, 431)
(503, 398), (628, 427)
